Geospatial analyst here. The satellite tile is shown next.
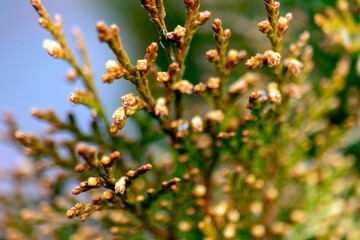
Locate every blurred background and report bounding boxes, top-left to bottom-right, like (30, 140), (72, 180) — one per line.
(0, 0), (352, 174)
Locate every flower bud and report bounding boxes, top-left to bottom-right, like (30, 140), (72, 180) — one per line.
(191, 115), (204, 132)
(207, 77), (220, 89)
(157, 72), (170, 82)
(206, 110), (225, 124)
(115, 176), (128, 194)
(264, 50), (281, 66)
(136, 59), (148, 71)
(174, 25), (186, 38)
(196, 11), (211, 25)
(155, 97), (168, 117)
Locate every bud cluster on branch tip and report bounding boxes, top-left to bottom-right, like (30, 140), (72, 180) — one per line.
(245, 53), (264, 70)
(102, 60), (127, 84)
(289, 31), (311, 57)
(191, 115), (204, 132)
(267, 82), (282, 103)
(126, 163), (153, 178)
(42, 40), (63, 58)
(193, 83), (207, 96)
(206, 110), (225, 124)
(277, 13), (293, 39)
(170, 119), (190, 139)
(226, 49), (247, 70)
(206, 49), (219, 62)
(258, 20), (271, 33)
(157, 72), (170, 83)
(66, 203), (96, 221)
(166, 25), (186, 41)
(72, 177), (105, 195)
(115, 176), (128, 194)
(264, 50), (281, 66)
(155, 97), (168, 117)
(65, 68), (77, 82)
(207, 77), (220, 89)
(162, 177), (181, 188)
(284, 58), (303, 76)
(195, 11), (211, 25)
(173, 80), (193, 95)
(111, 93), (143, 134)
(228, 73), (260, 97)
(77, 144), (97, 166)
(100, 151), (121, 167)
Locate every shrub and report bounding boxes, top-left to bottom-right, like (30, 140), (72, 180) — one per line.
(2, 0), (360, 239)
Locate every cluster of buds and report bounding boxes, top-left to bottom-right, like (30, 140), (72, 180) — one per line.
(65, 68), (78, 82)
(314, 1), (359, 52)
(267, 82), (282, 103)
(42, 39), (63, 58)
(247, 83), (282, 110)
(166, 25), (187, 41)
(170, 119), (190, 139)
(264, 50), (281, 66)
(156, 62), (179, 90)
(100, 151), (121, 167)
(137, 42), (158, 78)
(284, 58), (304, 76)
(173, 80), (193, 95)
(277, 13), (293, 39)
(284, 83), (301, 100)
(66, 203), (97, 222)
(162, 177), (181, 188)
(226, 49), (247, 71)
(206, 110), (225, 124)
(213, 18), (231, 40)
(69, 88), (96, 106)
(289, 31), (311, 58)
(228, 73), (260, 98)
(193, 83), (207, 96)
(190, 115), (204, 132)
(205, 49), (219, 62)
(102, 60), (127, 84)
(72, 177), (105, 195)
(154, 97), (168, 118)
(195, 10), (211, 25)
(245, 53), (264, 70)
(207, 77), (220, 90)
(115, 163), (153, 194)
(246, 50), (281, 69)
(30, 107), (58, 124)
(111, 93), (143, 134)
(258, 20), (271, 33)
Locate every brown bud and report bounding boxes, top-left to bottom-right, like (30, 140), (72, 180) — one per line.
(207, 77), (220, 89)
(174, 25), (186, 38)
(136, 59), (148, 71)
(136, 195), (146, 203)
(146, 188), (156, 195)
(258, 20), (271, 33)
(102, 191), (115, 201)
(92, 196), (103, 205)
(196, 11), (211, 25)
(206, 110), (225, 124)
(191, 115), (204, 132)
(126, 170), (136, 178)
(115, 176), (128, 194)
(206, 49), (219, 62)
(75, 163), (89, 172)
(157, 72), (170, 82)
(212, 18), (222, 32)
(66, 208), (77, 219)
